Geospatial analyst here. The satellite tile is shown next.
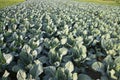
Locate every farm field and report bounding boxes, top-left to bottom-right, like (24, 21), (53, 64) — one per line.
(0, 0), (24, 9)
(74, 0), (120, 6)
(0, 0), (120, 80)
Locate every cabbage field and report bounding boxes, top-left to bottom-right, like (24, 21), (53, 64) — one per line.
(0, 0), (120, 80)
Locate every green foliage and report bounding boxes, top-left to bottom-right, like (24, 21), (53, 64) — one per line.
(0, 0), (24, 9)
(115, 0), (120, 3)
(0, 0), (120, 79)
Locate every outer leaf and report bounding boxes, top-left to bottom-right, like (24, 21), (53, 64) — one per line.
(19, 51), (33, 65)
(61, 38), (67, 45)
(12, 65), (23, 72)
(76, 37), (83, 45)
(59, 47), (68, 55)
(3, 53), (13, 64)
(81, 46), (87, 58)
(2, 70), (10, 80)
(59, 47), (68, 59)
(114, 56), (120, 66)
(38, 56), (49, 64)
(78, 74), (92, 80)
(73, 73), (78, 80)
(103, 55), (113, 65)
(30, 63), (43, 79)
(36, 46), (43, 54)
(63, 55), (72, 63)
(22, 44), (31, 53)
(32, 50), (38, 58)
(44, 66), (56, 77)
(55, 67), (67, 80)
(17, 70), (26, 80)
(101, 76), (108, 80)
(12, 32), (18, 39)
(65, 61), (74, 73)
(114, 56), (120, 71)
(91, 61), (105, 72)
(109, 69), (117, 80)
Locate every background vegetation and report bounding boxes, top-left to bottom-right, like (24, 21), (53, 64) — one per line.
(0, 0), (24, 9)
(74, 0), (120, 6)
(0, 0), (120, 9)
